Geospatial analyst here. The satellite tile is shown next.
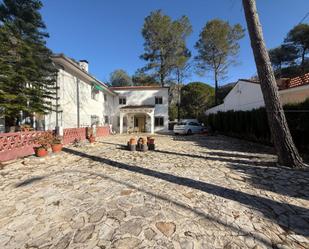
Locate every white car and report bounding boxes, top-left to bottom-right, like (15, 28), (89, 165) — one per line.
(173, 121), (204, 135)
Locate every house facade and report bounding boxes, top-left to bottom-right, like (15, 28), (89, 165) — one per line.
(110, 86), (169, 134)
(43, 54), (169, 134)
(206, 75), (309, 115)
(46, 54), (116, 131)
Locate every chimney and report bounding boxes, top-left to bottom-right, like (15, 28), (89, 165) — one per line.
(79, 60), (89, 72)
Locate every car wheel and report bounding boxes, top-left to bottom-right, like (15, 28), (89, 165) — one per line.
(187, 129), (192, 135)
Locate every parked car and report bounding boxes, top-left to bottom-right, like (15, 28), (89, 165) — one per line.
(173, 121), (205, 135)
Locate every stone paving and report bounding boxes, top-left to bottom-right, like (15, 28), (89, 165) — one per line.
(0, 134), (309, 249)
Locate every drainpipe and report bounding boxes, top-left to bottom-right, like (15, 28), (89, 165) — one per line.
(76, 77), (80, 128)
(55, 73), (59, 133)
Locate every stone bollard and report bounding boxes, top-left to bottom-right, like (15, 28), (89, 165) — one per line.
(129, 137), (137, 151)
(129, 144), (136, 151)
(141, 143), (148, 152)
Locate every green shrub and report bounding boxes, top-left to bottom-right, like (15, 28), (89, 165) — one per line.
(206, 99), (309, 152)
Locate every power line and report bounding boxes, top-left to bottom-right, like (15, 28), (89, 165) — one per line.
(299, 11), (309, 24)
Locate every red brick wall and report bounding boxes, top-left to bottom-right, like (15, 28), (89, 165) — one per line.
(0, 126), (110, 162)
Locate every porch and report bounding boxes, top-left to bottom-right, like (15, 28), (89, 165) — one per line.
(119, 105), (155, 134)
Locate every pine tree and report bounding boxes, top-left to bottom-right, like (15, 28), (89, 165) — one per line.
(0, 0), (56, 129)
(140, 10), (192, 86)
(242, 0), (305, 168)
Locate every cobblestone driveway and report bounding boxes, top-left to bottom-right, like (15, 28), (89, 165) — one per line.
(0, 134), (308, 249)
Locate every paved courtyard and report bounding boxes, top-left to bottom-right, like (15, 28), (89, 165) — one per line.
(0, 134), (308, 249)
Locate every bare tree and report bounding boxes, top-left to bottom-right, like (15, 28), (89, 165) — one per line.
(242, 0), (305, 168)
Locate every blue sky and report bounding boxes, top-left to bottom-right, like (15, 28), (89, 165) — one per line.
(41, 0), (309, 86)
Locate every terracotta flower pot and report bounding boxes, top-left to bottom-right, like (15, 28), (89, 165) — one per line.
(51, 143), (63, 153)
(129, 138), (136, 145)
(34, 147), (48, 157)
(89, 136), (96, 143)
(142, 137), (147, 145)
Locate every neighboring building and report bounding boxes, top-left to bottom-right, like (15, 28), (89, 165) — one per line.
(42, 54), (169, 134)
(110, 86), (169, 134)
(206, 74), (309, 115)
(47, 54), (117, 130)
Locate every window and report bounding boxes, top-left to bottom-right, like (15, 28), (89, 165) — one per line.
(155, 96), (163, 105)
(91, 87), (99, 100)
(155, 117), (164, 127)
(189, 122), (199, 126)
(119, 97), (126, 105)
(104, 116), (109, 124)
(104, 94), (107, 102)
(91, 115), (100, 125)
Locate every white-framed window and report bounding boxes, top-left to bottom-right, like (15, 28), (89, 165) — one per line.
(155, 96), (163, 105)
(104, 93), (107, 102)
(104, 115), (109, 124)
(119, 97), (126, 105)
(91, 115), (100, 125)
(155, 117), (164, 127)
(91, 87), (99, 101)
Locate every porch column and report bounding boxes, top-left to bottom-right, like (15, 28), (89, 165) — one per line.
(150, 112), (154, 134)
(120, 112), (124, 134)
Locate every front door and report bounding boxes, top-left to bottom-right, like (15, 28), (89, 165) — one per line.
(134, 116), (145, 132)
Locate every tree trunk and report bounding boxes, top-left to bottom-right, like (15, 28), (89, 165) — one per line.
(214, 70), (218, 105)
(301, 48), (306, 74)
(160, 73), (164, 87)
(177, 71), (181, 122)
(242, 0), (304, 168)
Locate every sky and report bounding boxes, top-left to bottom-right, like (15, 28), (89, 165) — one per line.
(41, 0), (309, 87)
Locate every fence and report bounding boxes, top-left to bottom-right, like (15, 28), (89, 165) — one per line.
(0, 126), (110, 162)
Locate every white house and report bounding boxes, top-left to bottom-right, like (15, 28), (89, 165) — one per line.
(43, 54), (169, 134)
(110, 86), (169, 134)
(206, 76), (309, 115)
(46, 54), (117, 130)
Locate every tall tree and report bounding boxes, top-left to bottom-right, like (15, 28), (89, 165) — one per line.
(132, 69), (160, 86)
(109, 69), (132, 87)
(285, 23), (309, 73)
(180, 82), (214, 119)
(242, 0), (305, 168)
(195, 19), (244, 105)
(269, 45), (298, 77)
(0, 0), (56, 129)
(173, 56), (191, 121)
(140, 10), (192, 86)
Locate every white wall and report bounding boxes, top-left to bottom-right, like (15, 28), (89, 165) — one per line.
(45, 67), (115, 130)
(112, 88), (169, 132)
(206, 81), (265, 114)
(206, 80), (309, 115)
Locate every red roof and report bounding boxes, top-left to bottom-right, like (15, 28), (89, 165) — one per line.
(285, 73), (309, 89)
(240, 73), (309, 90)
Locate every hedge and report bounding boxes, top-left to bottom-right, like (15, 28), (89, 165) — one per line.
(206, 99), (309, 152)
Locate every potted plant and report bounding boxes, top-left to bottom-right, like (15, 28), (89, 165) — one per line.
(88, 134), (96, 143)
(51, 135), (63, 153)
(87, 127), (96, 143)
(33, 133), (52, 157)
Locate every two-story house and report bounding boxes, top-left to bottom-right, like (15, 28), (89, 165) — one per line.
(44, 54), (169, 134)
(110, 86), (169, 134)
(46, 54), (116, 131)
